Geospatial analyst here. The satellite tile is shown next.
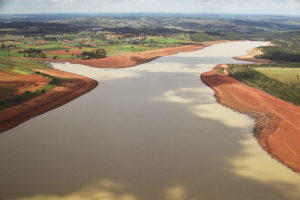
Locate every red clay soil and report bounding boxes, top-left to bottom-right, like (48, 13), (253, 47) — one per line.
(0, 69), (97, 133)
(17, 41), (227, 69)
(0, 74), (50, 101)
(13, 74), (50, 95)
(201, 64), (300, 173)
(1, 42), (226, 133)
(0, 72), (13, 80)
(71, 44), (211, 68)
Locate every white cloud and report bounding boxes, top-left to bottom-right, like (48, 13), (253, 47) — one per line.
(0, 0), (299, 15)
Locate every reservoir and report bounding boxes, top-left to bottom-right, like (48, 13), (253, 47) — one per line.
(1, 41), (300, 200)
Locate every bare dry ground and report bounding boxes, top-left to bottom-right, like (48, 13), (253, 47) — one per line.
(0, 69), (97, 132)
(0, 73), (50, 101)
(201, 60), (300, 173)
(17, 41), (227, 68)
(1, 42), (226, 132)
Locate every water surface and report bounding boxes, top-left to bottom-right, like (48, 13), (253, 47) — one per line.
(1, 41), (300, 200)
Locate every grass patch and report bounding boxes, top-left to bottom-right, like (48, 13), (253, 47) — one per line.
(190, 32), (216, 42)
(10, 67), (34, 75)
(105, 44), (158, 56)
(228, 64), (300, 106)
(0, 58), (48, 70)
(216, 67), (225, 74)
(0, 89), (42, 109)
(0, 58), (68, 110)
(35, 71), (67, 86)
(0, 50), (24, 57)
(255, 67), (300, 89)
(145, 37), (184, 44)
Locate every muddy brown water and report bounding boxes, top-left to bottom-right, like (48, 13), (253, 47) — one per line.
(1, 41), (300, 200)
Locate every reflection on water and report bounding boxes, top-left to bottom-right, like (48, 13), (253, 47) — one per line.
(13, 179), (137, 200)
(163, 186), (186, 200)
(153, 87), (251, 128)
(1, 41), (300, 200)
(229, 135), (300, 198)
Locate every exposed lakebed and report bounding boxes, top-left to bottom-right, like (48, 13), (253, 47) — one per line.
(1, 41), (300, 200)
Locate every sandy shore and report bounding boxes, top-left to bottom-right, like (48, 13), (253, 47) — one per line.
(1, 42), (226, 133)
(201, 54), (300, 172)
(234, 41), (274, 63)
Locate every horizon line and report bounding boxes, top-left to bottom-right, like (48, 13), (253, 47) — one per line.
(1, 12), (300, 17)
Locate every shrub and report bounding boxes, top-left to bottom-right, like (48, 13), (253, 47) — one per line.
(81, 48), (106, 59)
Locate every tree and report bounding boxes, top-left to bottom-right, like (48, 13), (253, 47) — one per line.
(81, 48), (106, 59)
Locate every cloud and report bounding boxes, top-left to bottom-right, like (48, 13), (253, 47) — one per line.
(0, 0), (299, 15)
(49, 0), (74, 2)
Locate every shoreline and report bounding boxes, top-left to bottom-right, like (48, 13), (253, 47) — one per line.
(0, 69), (98, 133)
(13, 41), (228, 69)
(0, 41), (226, 133)
(233, 41), (274, 63)
(201, 51), (300, 173)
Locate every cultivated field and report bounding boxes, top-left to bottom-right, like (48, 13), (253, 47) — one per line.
(0, 58), (68, 110)
(228, 64), (300, 106)
(256, 67), (300, 89)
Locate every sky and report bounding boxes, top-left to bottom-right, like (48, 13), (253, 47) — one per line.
(0, 0), (300, 16)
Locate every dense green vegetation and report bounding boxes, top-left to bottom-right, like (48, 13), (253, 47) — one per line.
(18, 48), (47, 58)
(1, 13), (300, 108)
(1, 14), (300, 59)
(0, 22), (192, 59)
(258, 40), (300, 62)
(0, 21), (84, 36)
(81, 48), (106, 59)
(1, 14), (300, 60)
(228, 64), (300, 106)
(190, 32), (216, 42)
(190, 31), (245, 42)
(49, 14), (300, 33)
(221, 22), (300, 107)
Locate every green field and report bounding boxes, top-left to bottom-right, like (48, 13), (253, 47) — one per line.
(145, 37), (185, 44)
(255, 67), (300, 89)
(0, 58), (48, 71)
(228, 64), (300, 106)
(1, 14), (300, 108)
(105, 44), (158, 56)
(226, 29), (300, 107)
(0, 33), (189, 59)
